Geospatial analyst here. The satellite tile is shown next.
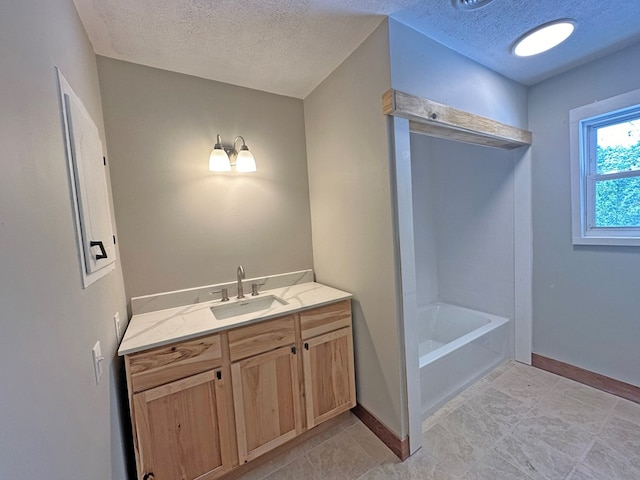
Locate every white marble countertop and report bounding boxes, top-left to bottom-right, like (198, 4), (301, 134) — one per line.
(118, 282), (352, 355)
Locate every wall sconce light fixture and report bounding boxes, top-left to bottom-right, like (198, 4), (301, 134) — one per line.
(209, 133), (257, 173)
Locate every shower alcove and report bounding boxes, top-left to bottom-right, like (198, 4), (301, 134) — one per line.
(384, 89), (533, 455)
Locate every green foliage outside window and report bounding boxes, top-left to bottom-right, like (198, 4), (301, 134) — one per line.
(595, 142), (640, 227)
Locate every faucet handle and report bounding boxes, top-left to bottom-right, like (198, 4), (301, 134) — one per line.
(210, 288), (230, 302)
(251, 283), (259, 296)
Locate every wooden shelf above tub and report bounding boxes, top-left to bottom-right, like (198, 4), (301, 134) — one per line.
(382, 89), (532, 150)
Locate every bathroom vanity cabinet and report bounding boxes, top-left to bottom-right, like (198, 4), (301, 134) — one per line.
(228, 315), (302, 464)
(124, 299), (355, 480)
(127, 333), (235, 480)
(299, 301), (356, 429)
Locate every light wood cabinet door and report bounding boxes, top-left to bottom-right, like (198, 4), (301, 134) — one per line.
(132, 369), (233, 480)
(302, 327), (356, 428)
(231, 345), (302, 464)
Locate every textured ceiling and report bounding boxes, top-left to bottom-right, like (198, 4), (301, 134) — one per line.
(73, 0), (640, 99)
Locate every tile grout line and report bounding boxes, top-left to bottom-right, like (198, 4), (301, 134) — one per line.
(251, 415), (360, 480)
(426, 360), (639, 480)
(575, 390), (622, 470)
(475, 369), (585, 480)
(440, 361), (538, 480)
(306, 422), (378, 480)
(344, 423), (383, 465)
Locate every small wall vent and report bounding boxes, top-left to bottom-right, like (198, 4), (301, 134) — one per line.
(453, 0), (495, 10)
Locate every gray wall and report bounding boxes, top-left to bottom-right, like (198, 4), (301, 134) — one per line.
(304, 21), (407, 436)
(97, 57), (313, 299)
(410, 135), (439, 307)
(411, 135), (515, 319)
(0, 1), (129, 479)
(529, 42), (640, 386)
(388, 19), (528, 130)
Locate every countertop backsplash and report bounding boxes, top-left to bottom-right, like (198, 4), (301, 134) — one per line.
(130, 269), (315, 315)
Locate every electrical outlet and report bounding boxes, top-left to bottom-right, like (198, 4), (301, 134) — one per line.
(92, 341), (104, 385)
(114, 312), (121, 340)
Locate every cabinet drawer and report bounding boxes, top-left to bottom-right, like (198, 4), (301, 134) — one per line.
(229, 316), (295, 362)
(300, 300), (352, 340)
(128, 334), (222, 393)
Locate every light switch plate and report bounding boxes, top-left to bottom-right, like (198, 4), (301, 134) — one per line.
(114, 312), (121, 340)
(92, 341), (104, 384)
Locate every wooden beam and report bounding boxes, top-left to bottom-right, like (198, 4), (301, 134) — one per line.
(409, 121), (521, 150)
(382, 89), (532, 150)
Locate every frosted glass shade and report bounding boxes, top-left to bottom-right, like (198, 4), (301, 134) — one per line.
(513, 21), (575, 57)
(209, 148), (231, 171)
(235, 149), (257, 173)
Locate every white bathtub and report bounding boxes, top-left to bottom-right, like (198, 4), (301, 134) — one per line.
(419, 303), (511, 418)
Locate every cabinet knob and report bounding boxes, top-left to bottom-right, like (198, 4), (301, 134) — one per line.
(143, 473), (155, 480)
(291, 346), (297, 355)
(304, 343), (309, 350)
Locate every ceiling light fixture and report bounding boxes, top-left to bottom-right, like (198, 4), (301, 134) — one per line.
(209, 133), (257, 173)
(453, 0), (495, 11)
(513, 20), (576, 57)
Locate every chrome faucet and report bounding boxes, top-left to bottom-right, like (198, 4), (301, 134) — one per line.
(236, 265), (245, 299)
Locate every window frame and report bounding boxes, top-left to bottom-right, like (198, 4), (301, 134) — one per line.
(570, 88), (640, 246)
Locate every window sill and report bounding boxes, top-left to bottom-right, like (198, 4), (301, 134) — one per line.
(573, 236), (640, 247)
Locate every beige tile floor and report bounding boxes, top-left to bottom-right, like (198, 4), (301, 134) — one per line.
(236, 360), (640, 480)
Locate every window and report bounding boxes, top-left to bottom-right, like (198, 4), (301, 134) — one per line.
(570, 89), (640, 246)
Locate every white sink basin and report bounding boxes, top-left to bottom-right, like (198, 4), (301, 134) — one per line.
(210, 295), (288, 320)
